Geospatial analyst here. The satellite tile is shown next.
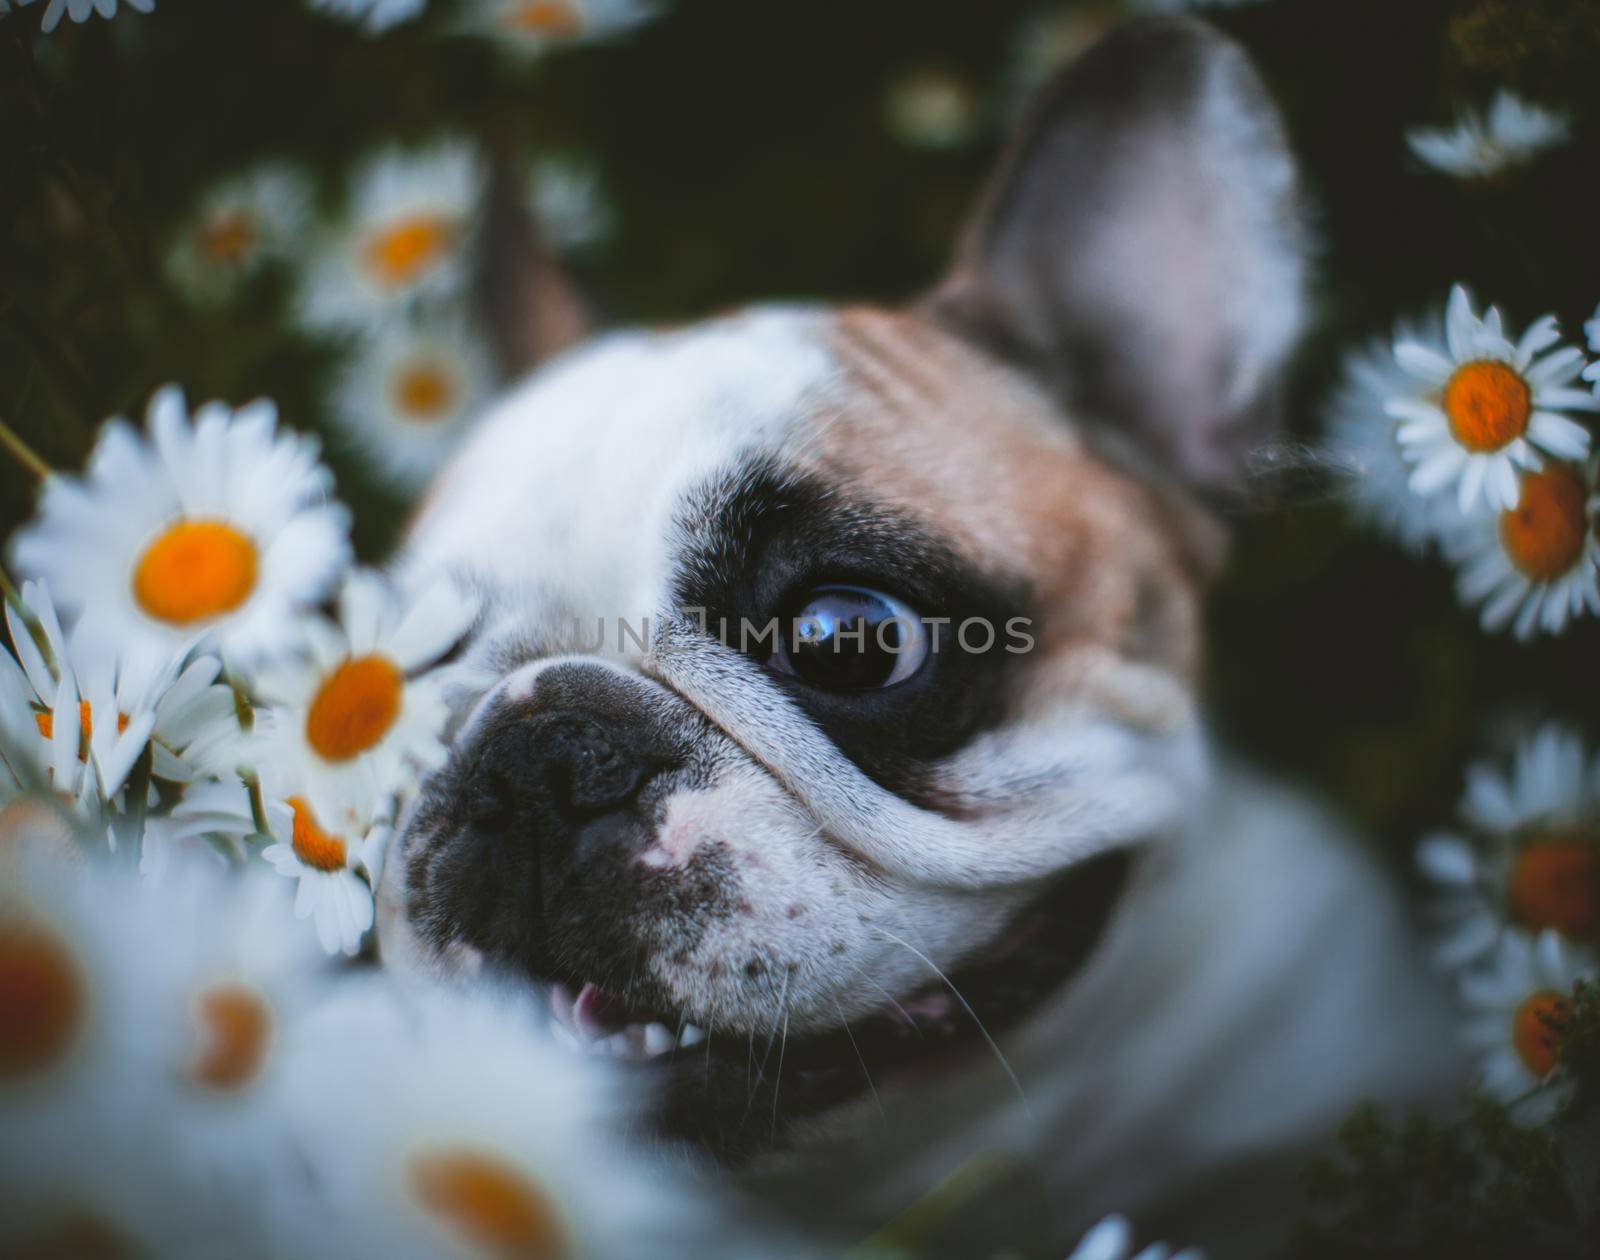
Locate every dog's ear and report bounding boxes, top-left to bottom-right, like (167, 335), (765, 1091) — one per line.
(476, 152), (596, 380)
(926, 18), (1306, 495)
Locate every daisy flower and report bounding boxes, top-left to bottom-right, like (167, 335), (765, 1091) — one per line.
(1, 581), (116, 817)
(1324, 321), (1467, 552)
(530, 154), (615, 256)
(328, 318), (493, 492)
(253, 569), (477, 831)
(1386, 285), (1597, 513)
(260, 791), (387, 957)
(458, 0), (659, 58)
(11, 386), (352, 668)
(1407, 91), (1572, 180)
(1458, 928), (1595, 1122)
(1418, 724), (1599, 967)
(165, 164), (313, 305)
(1583, 300), (1600, 391)
(272, 977), (741, 1260)
(298, 142), (483, 335)
(1445, 458), (1600, 638)
(305, 0), (426, 34)
(24, 0), (154, 32)
(140, 777), (273, 878)
(1066, 1214), (1202, 1260)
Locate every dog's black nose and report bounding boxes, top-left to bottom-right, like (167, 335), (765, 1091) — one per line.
(469, 710), (659, 833)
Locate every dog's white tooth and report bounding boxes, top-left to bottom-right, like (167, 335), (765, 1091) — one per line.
(604, 1033), (631, 1059)
(550, 1022), (580, 1053)
(548, 983), (577, 1031)
(679, 1023), (705, 1047)
(623, 1024), (650, 1056)
(643, 1022), (674, 1056)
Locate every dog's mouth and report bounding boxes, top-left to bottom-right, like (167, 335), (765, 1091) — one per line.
(531, 849), (1135, 1162)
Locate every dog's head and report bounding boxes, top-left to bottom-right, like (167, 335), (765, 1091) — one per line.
(379, 18), (1305, 1160)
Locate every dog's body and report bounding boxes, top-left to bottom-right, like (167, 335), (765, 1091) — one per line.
(377, 18), (1465, 1255)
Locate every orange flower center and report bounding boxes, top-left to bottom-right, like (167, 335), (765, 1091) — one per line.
(1443, 360), (1532, 452)
(1499, 463), (1589, 581)
(0, 922), (83, 1080)
(303, 654), (404, 763)
(393, 358), (458, 421)
(410, 1148), (567, 1260)
(362, 214), (454, 288)
(288, 796), (348, 872)
(198, 210), (258, 266)
(191, 982), (272, 1091)
(34, 703), (130, 759)
(1512, 989), (1570, 1077)
(505, 0), (582, 35)
(132, 519), (259, 627)
(1508, 831), (1598, 939)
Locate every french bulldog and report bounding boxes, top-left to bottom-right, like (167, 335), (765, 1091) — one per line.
(378, 17), (1463, 1255)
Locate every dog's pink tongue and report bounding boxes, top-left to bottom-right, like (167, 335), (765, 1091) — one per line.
(573, 982), (627, 1039)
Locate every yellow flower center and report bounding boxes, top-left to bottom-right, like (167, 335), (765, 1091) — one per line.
(190, 982), (272, 1091)
(198, 210), (258, 266)
(393, 358), (458, 422)
(0, 922), (83, 1080)
(304, 654), (404, 763)
(1499, 463), (1589, 581)
(1511, 989), (1569, 1077)
(362, 214), (455, 288)
(288, 796), (348, 872)
(505, 0), (582, 35)
(1443, 359), (1532, 453)
(410, 1148), (567, 1260)
(132, 519), (259, 627)
(1508, 830), (1598, 940)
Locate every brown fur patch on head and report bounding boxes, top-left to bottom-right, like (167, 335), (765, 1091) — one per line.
(800, 307), (1222, 689)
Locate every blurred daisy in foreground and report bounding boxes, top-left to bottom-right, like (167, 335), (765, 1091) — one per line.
(459, 0), (659, 58)
(306, 0), (426, 34)
(1387, 285), (1596, 513)
(253, 570), (475, 830)
(530, 155), (615, 256)
(166, 165), (312, 305)
(1407, 91), (1572, 180)
(261, 792), (386, 957)
(11, 386), (352, 668)
(1065, 1213), (1201, 1260)
(329, 319), (492, 491)
(1446, 459), (1600, 638)
(274, 977), (742, 1259)
(299, 142), (483, 335)
(1418, 724), (1599, 967)
(1324, 322), (1465, 552)
(1458, 928), (1594, 1122)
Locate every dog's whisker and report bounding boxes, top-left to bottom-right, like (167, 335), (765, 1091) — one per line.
(877, 928), (1030, 1112)
(834, 994), (886, 1124)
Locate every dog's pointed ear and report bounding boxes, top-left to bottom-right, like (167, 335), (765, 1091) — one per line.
(476, 152), (596, 380)
(926, 18), (1307, 495)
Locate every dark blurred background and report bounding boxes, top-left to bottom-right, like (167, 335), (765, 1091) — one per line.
(4, 0), (1599, 869)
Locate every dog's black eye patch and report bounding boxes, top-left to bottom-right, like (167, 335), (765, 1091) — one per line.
(671, 458), (1030, 805)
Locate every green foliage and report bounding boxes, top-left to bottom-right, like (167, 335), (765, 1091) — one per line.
(1290, 1099), (1589, 1259)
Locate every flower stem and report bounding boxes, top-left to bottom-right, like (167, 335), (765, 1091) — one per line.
(0, 413), (51, 481)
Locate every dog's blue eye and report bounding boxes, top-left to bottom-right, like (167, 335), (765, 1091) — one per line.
(775, 586), (929, 690)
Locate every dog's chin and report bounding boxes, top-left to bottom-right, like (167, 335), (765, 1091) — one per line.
(520, 850), (1135, 1164)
